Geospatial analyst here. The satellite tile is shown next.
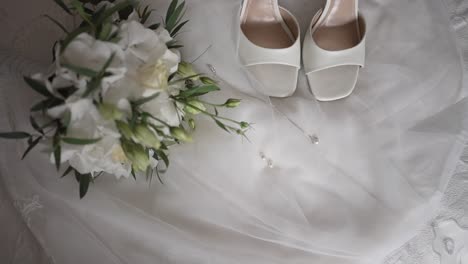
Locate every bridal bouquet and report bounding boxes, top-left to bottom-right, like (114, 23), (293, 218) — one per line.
(0, 0), (249, 198)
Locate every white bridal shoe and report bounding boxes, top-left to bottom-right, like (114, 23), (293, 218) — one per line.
(239, 0), (301, 97)
(303, 0), (366, 101)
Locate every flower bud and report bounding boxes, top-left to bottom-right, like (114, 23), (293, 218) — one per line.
(134, 124), (161, 149)
(188, 118), (196, 129)
(200, 76), (217, 85)
(240, 121), (249, 129)
(184, 100), (206, 115)
(99, 103), (124, 120)
(224, 98), (241, 108)
(177, 62), (199, 80)
(170, 127), (192, 142)
(121, 141), (150, 172)
(116, 121), (134, 139)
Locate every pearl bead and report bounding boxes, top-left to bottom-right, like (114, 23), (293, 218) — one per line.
(267, 159), (274, 168)
(207, 64), (217, 74)
(309, 135), (319, 145)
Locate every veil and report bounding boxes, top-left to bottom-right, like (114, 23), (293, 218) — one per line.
(0, 0), (467, 263)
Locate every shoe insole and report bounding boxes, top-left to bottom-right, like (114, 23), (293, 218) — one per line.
(313, 0), (360, 51)
(241, 0), (294, 49)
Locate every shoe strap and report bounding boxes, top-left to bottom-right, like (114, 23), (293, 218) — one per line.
(238, 7), (301, 68)
(303, 13), (366, 74)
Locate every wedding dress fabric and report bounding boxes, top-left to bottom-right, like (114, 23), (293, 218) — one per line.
(0, 0), (467, 263)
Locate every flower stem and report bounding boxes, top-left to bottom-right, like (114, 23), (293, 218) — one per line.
(174, 98), (241, 125)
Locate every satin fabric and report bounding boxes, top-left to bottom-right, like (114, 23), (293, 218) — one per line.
(0, 0), (467, 263)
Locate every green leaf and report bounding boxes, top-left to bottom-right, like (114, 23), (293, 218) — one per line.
(118, 3), (134, 20)
(79, 173), (92, 199)
(167, 44), (183, 49)
(155, 169), (164, 184)
(141, 6), (149, 17)
(0, 132), (31, 139)
(214, 119), (230, 133)
(107, 32), (121, 43)
(61, 110), (71, 127)
(43, 15), (69, 33)
(169, 74), (200, 85)
(62, 63), (99, 77)
(24, 76), (52, 97)
(61, 166), (74, 178)
(53, 0), (72, 15)
(95, 0), (135, 25)
(98, 22), (112, 40)
(165, 0), (179, 25)
(91, 5), (107, 23)
(83, 77), (101, 97)
(82, 53), (115, 97)
(179, 85), (220, 98)
(93, 172), (103, 180)
(99, 53), (115, 75)
(56, 86), (77, 98)
(22, 136), (42, 160)
(148, 23), (160, 30)
(29, 116), (44, 134)
(52, 40), (59, 62)
(132, 92), (160, 106)
(30, 98), (63, 112)
(141, 6), (154, 24)
(74, 169), (80, 182)
(53, 133), (61, 171)
(62, 137), (101, 145)
(170, 19), (188, 36)
(166, 1), (185, 32)
(70, 0), (94, 28)
(155, 150), (169, 168)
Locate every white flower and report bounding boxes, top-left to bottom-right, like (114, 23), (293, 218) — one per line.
(102, 20), (182, 128)
(118, 21), (180, 75)
(141, 91), (181, 127)
(61, 33), (127, 92)
(156, 27), (173, 43)
(48, 99), (132, 178)
(68, 137), (132, 178)
(138, 60), (169, 90)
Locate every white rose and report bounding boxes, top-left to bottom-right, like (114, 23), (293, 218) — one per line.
(118, 21), (180, 75)
(68, 137), (132, 179)
(47, 98), (132, 178)
(61, 33), (127, 93)
(141, 91), (181, 127)
(155, 27), (173, 43)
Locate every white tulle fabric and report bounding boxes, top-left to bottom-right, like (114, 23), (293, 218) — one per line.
(0, 0), (467, 263)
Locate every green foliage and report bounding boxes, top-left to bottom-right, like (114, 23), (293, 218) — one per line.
(24, 77), (53, 97)
(0, 132), (31, 139)
(62, 137), (102, 145)
(178, 85), (220, 98)
(22, 136), (43, 160)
